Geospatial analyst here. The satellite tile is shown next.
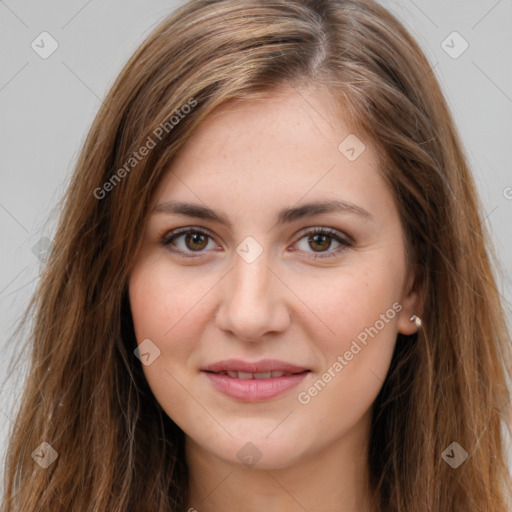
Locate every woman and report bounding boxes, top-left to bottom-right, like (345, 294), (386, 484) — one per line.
(1, 0), (511, 510)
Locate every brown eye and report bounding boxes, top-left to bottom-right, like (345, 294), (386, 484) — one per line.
(184, 232), (208, 251)
(294, 228), (352, 259)
(162, 228), (215, 257)
(308, 233), (333, 252)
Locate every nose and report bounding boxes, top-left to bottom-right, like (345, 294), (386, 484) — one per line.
(214, 248), (291, 342)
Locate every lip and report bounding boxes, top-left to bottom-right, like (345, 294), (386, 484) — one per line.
(201, 359), (311, 402)
(202, 358), (309, 374)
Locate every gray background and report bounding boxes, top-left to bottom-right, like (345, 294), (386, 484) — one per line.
(1, 0), (511, 486)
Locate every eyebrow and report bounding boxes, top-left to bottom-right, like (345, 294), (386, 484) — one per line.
(152, 199), (372, 228)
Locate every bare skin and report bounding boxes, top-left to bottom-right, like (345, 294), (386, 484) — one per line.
(128, 83), (423, 512)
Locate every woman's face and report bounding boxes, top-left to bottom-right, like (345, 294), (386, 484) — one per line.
(128, 84), (422, 469)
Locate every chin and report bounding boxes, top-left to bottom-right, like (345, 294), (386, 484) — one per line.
(201, 432), (310, 470)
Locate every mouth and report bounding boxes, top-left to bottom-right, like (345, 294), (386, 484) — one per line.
(201, 360), (311, 401)
(202, 358), (310, 375)
(204, 370), (309, 379)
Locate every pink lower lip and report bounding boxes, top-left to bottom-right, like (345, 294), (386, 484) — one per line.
(203, 371), (309, 401)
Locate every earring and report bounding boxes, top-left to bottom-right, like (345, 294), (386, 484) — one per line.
(410, 315), (422, 328)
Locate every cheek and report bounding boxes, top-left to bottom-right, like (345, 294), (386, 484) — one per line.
(128, 256), (220, 405)
(128, 259), (207, 431)
(292, 258), (403, 416)
(129, 253), (213, 347)
(295, 257), (403, 349)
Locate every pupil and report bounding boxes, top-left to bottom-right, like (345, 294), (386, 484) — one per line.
(310, 234), (330, 251)
(186, 233), (207, 250)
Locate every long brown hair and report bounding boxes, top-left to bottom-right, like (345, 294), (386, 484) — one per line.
(1, 0), (511, 510)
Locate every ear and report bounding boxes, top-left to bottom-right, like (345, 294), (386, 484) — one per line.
(397, 264), (424, 335)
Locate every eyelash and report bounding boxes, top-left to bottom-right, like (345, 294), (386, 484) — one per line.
(160, 227), (352, 259)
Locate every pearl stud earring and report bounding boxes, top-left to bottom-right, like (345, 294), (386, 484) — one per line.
(410, 315), (422, 328)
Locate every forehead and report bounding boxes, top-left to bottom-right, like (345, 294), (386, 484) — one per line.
(180, 85), (354, 165)
(151, 85), (395, 226)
